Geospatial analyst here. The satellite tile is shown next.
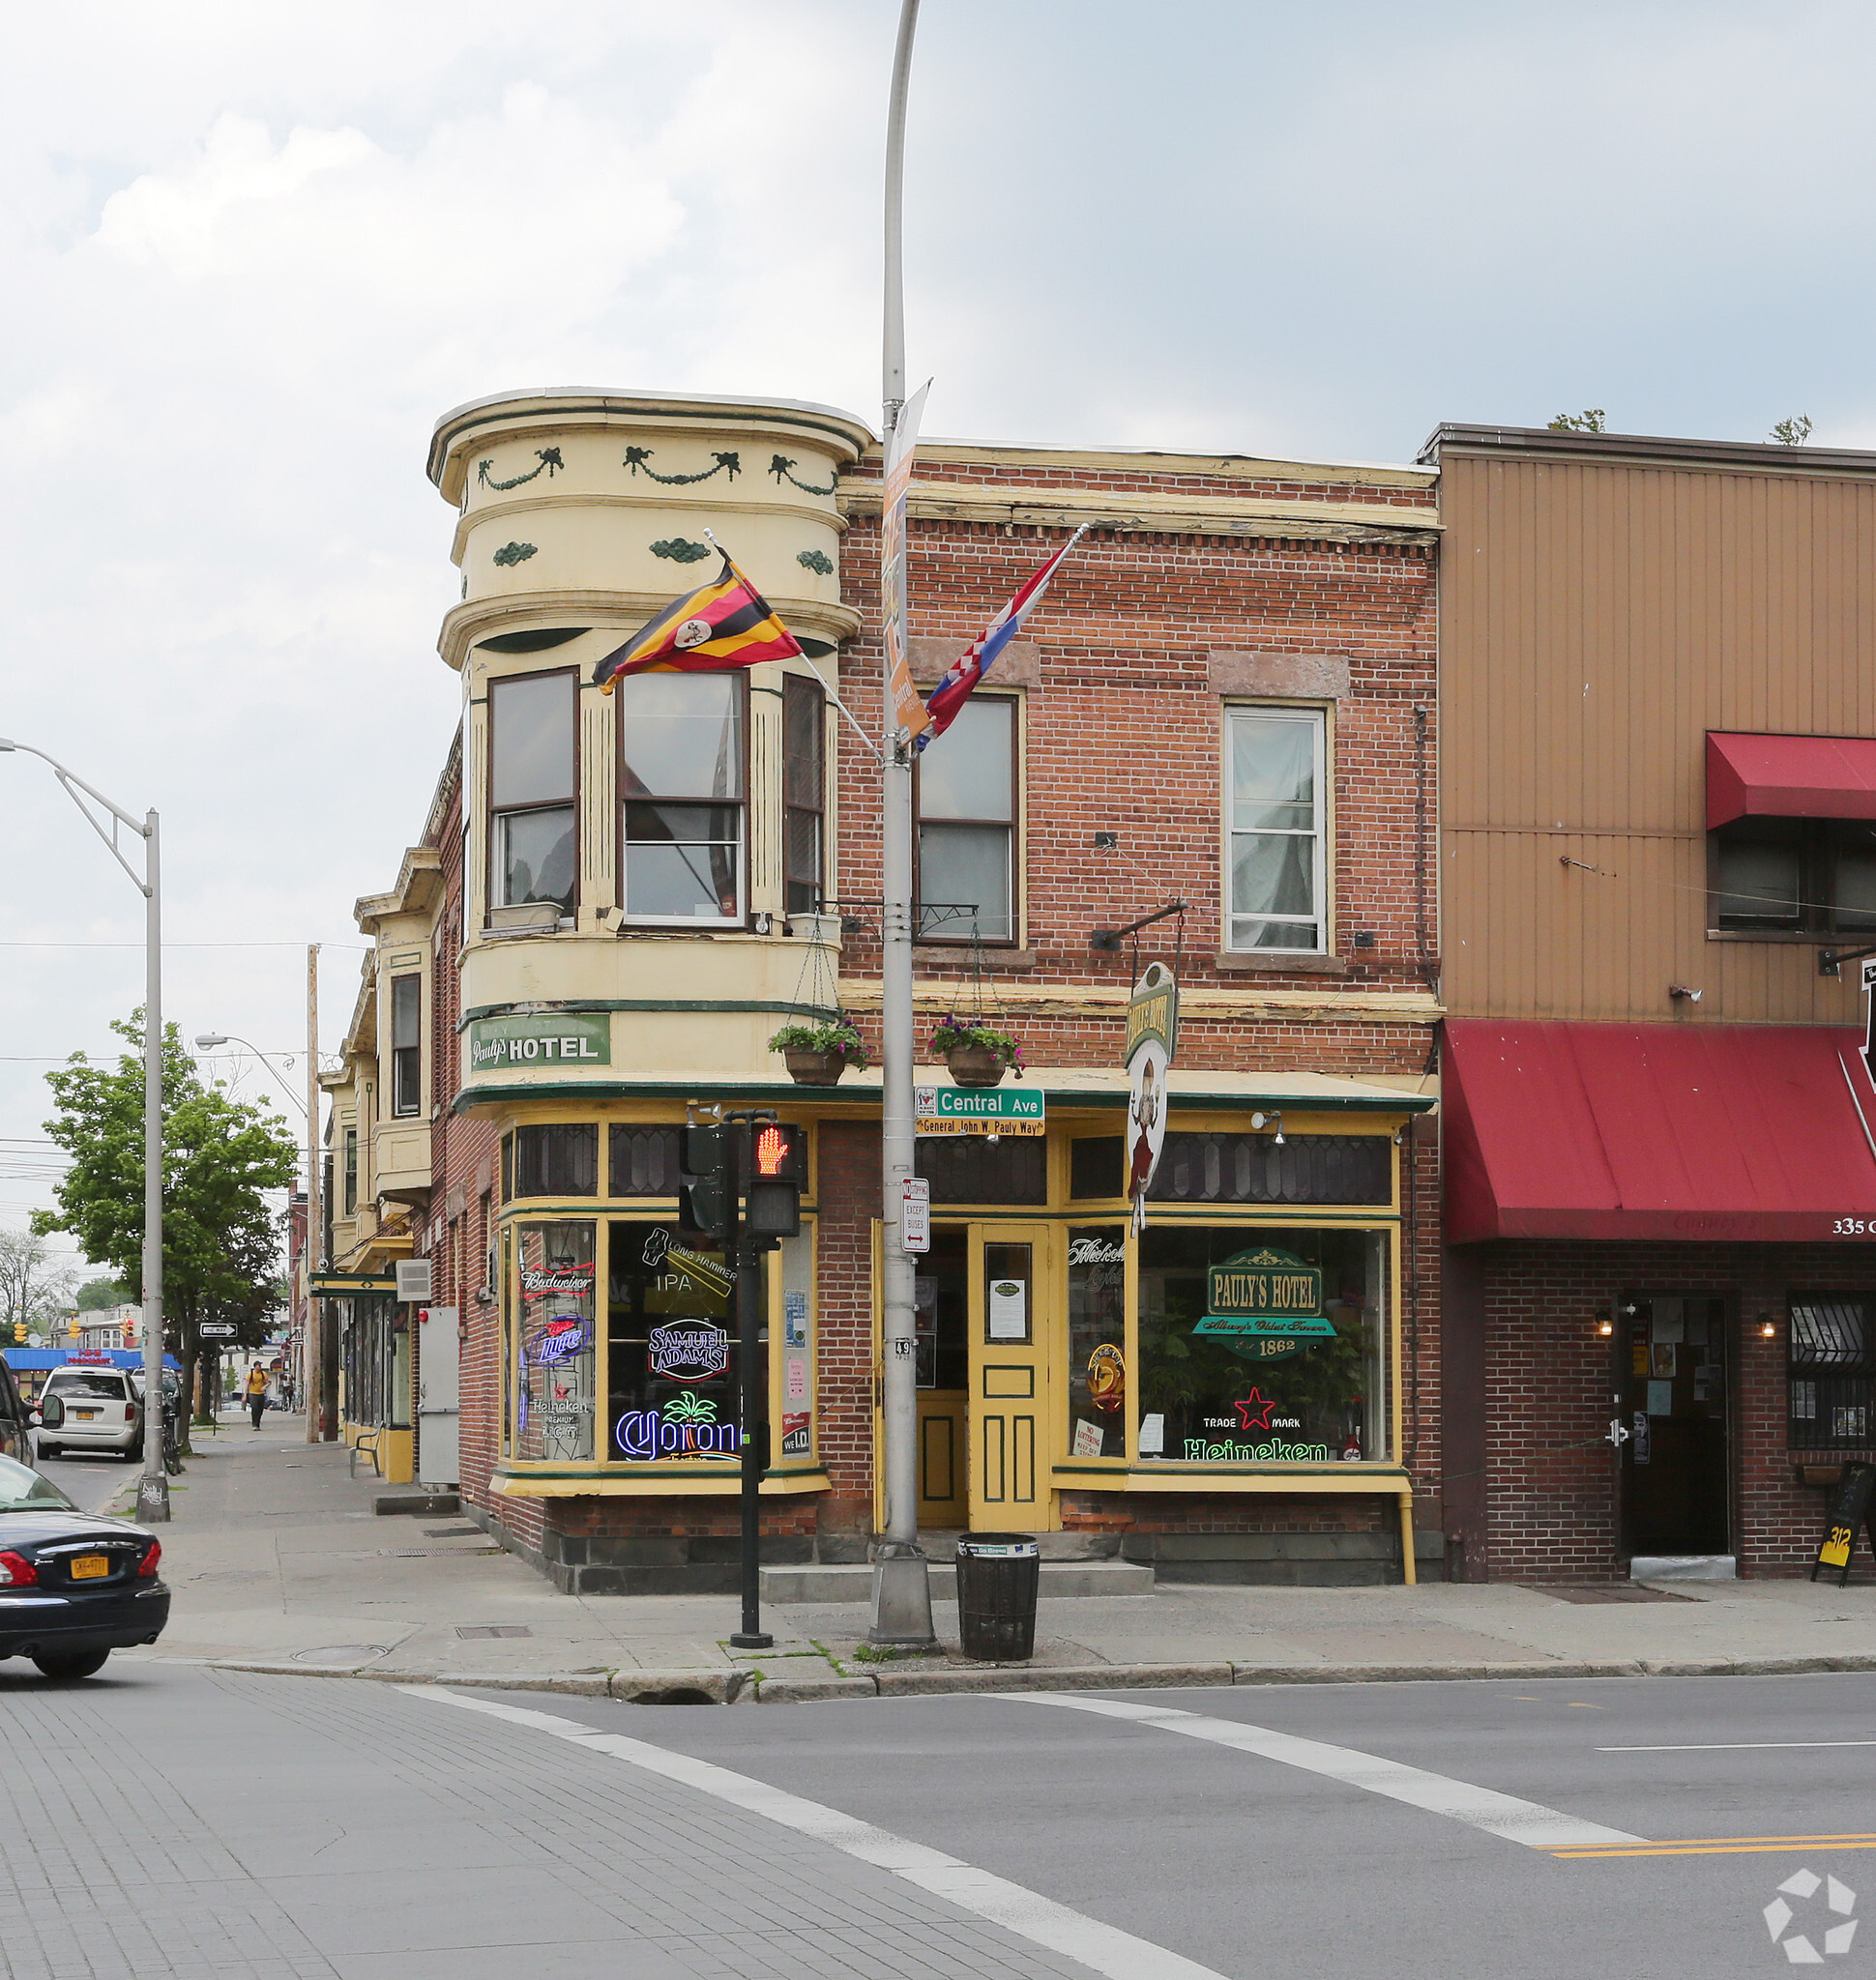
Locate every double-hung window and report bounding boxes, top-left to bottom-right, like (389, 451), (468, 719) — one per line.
(1227, 708), (1326, 952)
(783, 675), (826, 915)
(343, 1128), (358, 1216)
(620, 674), (746, 924)
(918, 696), (1015, 943)
(488, 672), (576, 917)
(390, 975), (421, 1118)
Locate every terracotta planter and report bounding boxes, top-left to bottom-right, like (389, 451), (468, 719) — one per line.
(945, 1044), (1008, 1087)
(783, 1047), (849, 1086)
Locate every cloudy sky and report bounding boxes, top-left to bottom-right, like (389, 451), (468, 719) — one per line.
(3, 0), (1872, 1261)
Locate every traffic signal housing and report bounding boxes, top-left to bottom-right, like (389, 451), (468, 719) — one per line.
(678, 1124), (730, 1243)
(746, 1122), (807, 1239)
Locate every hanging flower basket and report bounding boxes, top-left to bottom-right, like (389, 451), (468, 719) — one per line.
(929, 1016), (1023, 1088)
(770, 1019), (867, 1086)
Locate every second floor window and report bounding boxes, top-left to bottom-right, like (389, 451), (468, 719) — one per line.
(783, 675), (826, 915)
(620, 674), (746, 925)
(918, 695), (1015, 943)
(1713, 818), (1876, 935)
(390, 974), (421, 1118)
(1227, 708), (1325, 952)
(489, 672), (576, 916)
(343, 1128), (358, 1216)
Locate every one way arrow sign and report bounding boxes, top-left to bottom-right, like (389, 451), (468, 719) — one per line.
(1861, 958), (1876, 1086)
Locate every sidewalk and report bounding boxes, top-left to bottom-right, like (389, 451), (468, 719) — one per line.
(112, 1415), (1876, 1703)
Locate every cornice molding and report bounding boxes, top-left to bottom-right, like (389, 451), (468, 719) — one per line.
(438, 590), (863, 673)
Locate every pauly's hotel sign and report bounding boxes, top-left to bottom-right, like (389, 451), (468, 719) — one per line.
(468, 1012), (611, 1073)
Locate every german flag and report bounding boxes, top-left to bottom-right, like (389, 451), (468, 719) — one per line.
(593, 552), (803, 690)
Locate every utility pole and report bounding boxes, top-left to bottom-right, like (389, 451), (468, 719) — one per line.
(0, 739), (168, 1521)
(305, 944), (326, 1441)
(869, 0), (937, 1648)
(725, 1116), (771, 1651)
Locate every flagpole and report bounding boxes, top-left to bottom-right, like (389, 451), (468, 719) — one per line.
(869, 0), (936, 1648)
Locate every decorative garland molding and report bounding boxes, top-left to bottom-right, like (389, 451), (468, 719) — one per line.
(771, 453), (837, 496)
(625, 446), (741, 486)
(492, 541), (539, 568)
(652, 538), (714, 564)
(477, 448), (563, 492)
(796, 548), (835, 575)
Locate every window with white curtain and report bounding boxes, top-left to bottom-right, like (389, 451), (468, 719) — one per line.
(1226, 708), (1326, 952)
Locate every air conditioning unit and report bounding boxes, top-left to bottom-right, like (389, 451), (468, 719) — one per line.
(396, 1259), (434, 1304)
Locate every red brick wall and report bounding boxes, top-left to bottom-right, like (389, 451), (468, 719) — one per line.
(1467, 1238), (1876, 1580)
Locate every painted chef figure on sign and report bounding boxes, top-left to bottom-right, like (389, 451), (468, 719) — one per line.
(1125, 960), (1179, 1234)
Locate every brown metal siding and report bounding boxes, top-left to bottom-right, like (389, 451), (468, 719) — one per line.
(1440, 450), (1876, 1023)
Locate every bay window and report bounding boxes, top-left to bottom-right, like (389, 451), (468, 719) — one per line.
(488, 671), (576, 917)
(783, 675), (826, 915)
(1227, 708), (1326, 952)
(390, 974), (421, 1117)
(619, 674), (746, 925)
(918, 695), (1016, 943)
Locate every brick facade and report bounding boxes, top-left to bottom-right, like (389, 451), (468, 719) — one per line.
(389, 415), (1445, 1591)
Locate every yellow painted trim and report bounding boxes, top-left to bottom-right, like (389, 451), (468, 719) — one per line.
(1092, 1467), (1415, 1496)
(493, 1467), (830, 1499)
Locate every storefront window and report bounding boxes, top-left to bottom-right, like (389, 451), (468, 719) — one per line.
(1136, 1226), (1388, 1463)
(513, 1124), (598, 1197)
(1067, 1228), (1127, 1457)
(608, 1220), (743, 1462)
(514, 1221), (596, 1461)
(1789, 1296), (1875, 1448)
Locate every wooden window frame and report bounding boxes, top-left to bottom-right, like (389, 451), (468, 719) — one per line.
(486, 667), (579, 921)
(915, 691), (1019, 947)
(1222, 704), (1330, 956)
(782, 674), (827, 916)
(616, 671), (751, 930)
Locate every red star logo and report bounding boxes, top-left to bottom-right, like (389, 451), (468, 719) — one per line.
(1233, 1388), (1276, 1434)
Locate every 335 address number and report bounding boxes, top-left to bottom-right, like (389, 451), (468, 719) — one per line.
(1833, 1218), (1873, 1235)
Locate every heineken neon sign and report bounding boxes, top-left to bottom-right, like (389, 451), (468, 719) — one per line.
(1192, 1247), (1335, 1339)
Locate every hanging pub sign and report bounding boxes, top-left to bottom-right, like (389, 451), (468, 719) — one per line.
(1811, 1459), (1876, 1587)
(1126, 960), (1178, 1234)
(1193, 1248), (1335, 1341)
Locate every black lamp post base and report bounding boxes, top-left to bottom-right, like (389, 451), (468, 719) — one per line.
(729, 1631), (774, 1650)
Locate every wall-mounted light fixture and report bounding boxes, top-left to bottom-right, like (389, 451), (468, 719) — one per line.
(1596, 1311), (1614, 1338)
(1250, 1109), (1285, 1147)
(1760, 1315), (1778, 1340)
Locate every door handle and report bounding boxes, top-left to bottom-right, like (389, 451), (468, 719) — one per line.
(1606, 1416), (1631, 1447)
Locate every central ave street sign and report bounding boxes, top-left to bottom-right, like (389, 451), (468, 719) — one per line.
(914, 1086), (1045, 1136)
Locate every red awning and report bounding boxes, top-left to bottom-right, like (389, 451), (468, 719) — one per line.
(1707, 732), (1876, 828)
(1444, 1020), (1876, 1244)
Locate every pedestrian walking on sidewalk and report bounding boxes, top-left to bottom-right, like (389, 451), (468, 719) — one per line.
(245, 1361), (269, 1431)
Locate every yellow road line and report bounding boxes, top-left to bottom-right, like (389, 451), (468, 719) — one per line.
(1554, 1834), (1876, 1860)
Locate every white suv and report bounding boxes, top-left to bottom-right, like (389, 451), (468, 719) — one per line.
(35, 1367), (143, 1460)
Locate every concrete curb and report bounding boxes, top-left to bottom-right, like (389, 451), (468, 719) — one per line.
(194, 1648), (1876, 1700)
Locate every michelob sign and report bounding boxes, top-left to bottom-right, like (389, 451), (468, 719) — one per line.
(1193, 1248), (1336, 1339)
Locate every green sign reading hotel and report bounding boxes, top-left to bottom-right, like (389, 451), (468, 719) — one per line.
(468, 1012), (611, 1073)
(1192, 1247), (1334, 1339)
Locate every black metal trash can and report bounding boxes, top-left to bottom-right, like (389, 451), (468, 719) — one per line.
(954, 1532), (1041, 1662)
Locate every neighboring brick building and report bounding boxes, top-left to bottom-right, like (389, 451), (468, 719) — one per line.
(328, 388), (1444, 1592)
(1431, 422), (1876, 1582)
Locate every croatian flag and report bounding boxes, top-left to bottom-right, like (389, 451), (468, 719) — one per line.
(918, 525), (1089, 750)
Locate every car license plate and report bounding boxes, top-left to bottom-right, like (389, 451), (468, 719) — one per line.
(69, 1556), (108, 1580)
(73, 1409), (99, 1420)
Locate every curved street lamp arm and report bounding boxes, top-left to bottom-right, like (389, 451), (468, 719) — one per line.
(0, 738), (154, 896)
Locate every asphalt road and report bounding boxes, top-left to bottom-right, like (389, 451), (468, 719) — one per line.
(33, 1444), (137, 1512)
(4, 1659), (1874, 1979)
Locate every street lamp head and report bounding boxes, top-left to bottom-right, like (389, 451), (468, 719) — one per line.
(0, 739), (16, 752)
(195, 1033), (229, 1049)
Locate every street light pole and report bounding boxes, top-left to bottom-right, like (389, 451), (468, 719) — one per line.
(192, 1033), (309, 1120)
(868, 0), (937, 1649)
(0, 738), (169, 1523)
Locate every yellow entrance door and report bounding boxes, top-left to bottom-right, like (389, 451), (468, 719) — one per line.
(914, 1226), (969, 1529)
(968, 1223), (1055, 1531)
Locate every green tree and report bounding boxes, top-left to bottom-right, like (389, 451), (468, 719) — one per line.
(75, 1275), (128, 1312)
(33, 1011), (299, 1441)
(0, 1229), (77, 1340)
(1548, 408), (1607, 433)
(1772, 415), (1813, 446)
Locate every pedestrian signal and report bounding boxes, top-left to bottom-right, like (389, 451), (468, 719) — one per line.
(746, 1122), (806, 1239)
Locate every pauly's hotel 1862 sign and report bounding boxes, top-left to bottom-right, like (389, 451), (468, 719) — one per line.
(1194, 1249), (1334, 1345)
(468, 1012), (611, 1073)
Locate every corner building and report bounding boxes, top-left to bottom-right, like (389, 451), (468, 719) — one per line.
(346, 388), (1444, 1592)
